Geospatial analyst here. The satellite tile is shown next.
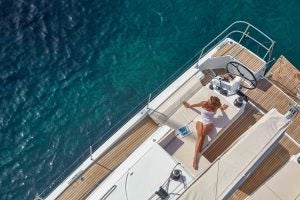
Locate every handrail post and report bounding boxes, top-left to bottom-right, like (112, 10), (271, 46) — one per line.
(263, 41), (275, 61)
(239, 24), (250, 43)
(147, 93), (152, 110)
(89, 146), (93, 160)
(269, 41), (275, 63)
(199, 49), (204, 59)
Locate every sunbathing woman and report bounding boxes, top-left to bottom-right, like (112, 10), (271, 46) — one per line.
(183, 96), (228, 169)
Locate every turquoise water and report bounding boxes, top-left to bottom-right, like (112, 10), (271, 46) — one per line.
(0, 0), (300, 199)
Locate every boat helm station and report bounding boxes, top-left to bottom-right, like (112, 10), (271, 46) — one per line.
(208, 61), (257, 107)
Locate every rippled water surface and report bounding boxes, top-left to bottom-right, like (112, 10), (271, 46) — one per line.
(1, 0), (300, 199)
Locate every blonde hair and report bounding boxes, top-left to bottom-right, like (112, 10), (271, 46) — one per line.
(208, 96), (221, 107)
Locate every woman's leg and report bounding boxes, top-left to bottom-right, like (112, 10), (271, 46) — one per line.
(194, 122), (204, 169)
(203, 123), (213, 137)
(193, 122), (213, 169)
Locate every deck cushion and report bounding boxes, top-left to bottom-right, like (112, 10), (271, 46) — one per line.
(161, 86), (240, 176)
(166, 86), (239, 148)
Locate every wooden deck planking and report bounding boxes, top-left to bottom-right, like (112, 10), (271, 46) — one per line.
(230, 136), (300, 200)
(267, 55), (300, 103)
(246, 78), (300, 143)
(235, 49), (250, 64)
(241, 51), (263, 72)
(213, 42), (265, 73)
(57, 116), (158, 200)
(227, 44), (243, 57)
(203, 103), (263, 162)
(246, 80), (288, 113)
(213, 43), (237, 57)
(200, 70), (212, 86)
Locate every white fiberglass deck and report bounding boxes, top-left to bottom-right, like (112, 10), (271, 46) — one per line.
(94, 144), (193, 200)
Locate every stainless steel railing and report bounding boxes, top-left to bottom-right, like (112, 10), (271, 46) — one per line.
(199, 21), (275, 64)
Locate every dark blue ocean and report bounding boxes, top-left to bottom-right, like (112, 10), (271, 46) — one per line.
(1, 0), (300, 199)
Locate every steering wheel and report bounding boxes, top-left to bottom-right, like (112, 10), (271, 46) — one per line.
(226, 61), (257, 89)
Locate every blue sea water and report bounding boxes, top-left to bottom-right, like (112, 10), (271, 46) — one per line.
(0, 0), (300, 199)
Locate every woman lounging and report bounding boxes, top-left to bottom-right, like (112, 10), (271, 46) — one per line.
(183, 96), (228, 169)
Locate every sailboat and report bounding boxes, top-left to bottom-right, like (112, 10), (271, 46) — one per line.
(37, 21), (300, 200)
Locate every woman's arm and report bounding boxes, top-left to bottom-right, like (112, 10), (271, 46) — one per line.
(183, 101), (206, 108)
(220, 104), (228, 110)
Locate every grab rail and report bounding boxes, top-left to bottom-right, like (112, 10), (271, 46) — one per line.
(199, 21), (275, 64)
(37, 21), (275, 199)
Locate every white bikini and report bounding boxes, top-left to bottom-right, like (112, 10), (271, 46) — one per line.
(199, 107), (216, 124)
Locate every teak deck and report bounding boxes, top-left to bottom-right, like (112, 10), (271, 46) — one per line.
(57, 116), (158, 200)
(212, 42), (265, 73)
(267, 55), (300, 104)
